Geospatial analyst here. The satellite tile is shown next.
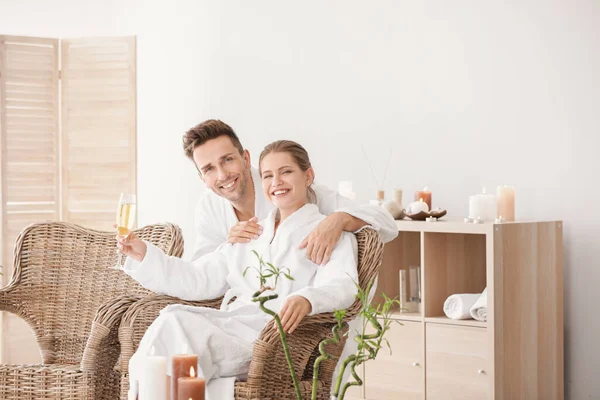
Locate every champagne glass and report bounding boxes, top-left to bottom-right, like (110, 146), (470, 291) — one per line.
(112, 193), (137, 270)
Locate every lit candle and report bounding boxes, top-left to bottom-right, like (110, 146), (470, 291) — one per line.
(414, 187), (432, 210)
(139, 347), (167, 400)
(468, 188), (497, 221)
(407, 198), (429, 214)
(497, 185), (515, 221)
(178, 366), (206, 400)
(171, 347), (198, 400)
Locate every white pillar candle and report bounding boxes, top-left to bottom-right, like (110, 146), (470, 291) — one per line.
(469, 188), (497, 220)
(139, 347), (167, 400)
(497, 185), (515, 221)
(407, 198), (429, 214)
(468, 195), (479, 219)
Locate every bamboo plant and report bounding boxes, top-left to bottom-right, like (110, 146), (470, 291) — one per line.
(245, 252), (400, 400)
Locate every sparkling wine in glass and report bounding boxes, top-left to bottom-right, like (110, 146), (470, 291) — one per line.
(112, 193), (137, 270)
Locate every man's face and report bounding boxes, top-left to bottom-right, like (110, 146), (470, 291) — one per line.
(193, 136), (252, 203)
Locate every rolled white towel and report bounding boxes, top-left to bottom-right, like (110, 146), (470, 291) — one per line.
(470, 288), (488, 322)
(443, 293), (481, 320)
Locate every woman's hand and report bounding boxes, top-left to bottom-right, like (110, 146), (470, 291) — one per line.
(116, 229), (147, 262)
(279, 296), (312, 334)
(227, 216), (263, 244)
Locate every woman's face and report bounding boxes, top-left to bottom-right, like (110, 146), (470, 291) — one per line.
(260, 152), (314, 211)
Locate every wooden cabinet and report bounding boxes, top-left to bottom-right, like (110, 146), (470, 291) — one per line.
(365, 320), (423, 399)
(426, 324), (489, 400)
(356, 220), (563, 400)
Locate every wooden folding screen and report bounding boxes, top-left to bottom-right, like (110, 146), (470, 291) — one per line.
(0, 35), (136, 363)
(61, 37), (136, 229)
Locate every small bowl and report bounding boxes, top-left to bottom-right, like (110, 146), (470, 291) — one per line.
(404, 208), (447, 221)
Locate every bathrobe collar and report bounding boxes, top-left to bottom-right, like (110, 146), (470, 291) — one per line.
(262, 203), (320, 244)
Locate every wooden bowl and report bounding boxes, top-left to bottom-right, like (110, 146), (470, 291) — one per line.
(404, 209), (447, 221)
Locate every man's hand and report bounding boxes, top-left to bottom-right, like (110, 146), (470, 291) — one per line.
(279, 296), (312, 334)
(300, 212), (368, 265)
(299, 213), (347, 265)
(227, 217), (263, 244)
(116, 231), (147, 262)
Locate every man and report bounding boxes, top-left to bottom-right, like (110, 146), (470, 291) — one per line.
(184, 119), (397, 263)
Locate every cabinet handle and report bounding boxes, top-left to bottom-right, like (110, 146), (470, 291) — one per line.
(478, 369), (486, 375)
(412, 362), (420, 367)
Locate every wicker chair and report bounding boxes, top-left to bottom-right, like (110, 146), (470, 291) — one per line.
(116, 227), (384, 400)
(0, 221), (184, 400)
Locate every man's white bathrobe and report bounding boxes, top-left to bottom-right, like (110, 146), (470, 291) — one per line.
(124, 204), (359, 400)
(192, 167), (397, 261)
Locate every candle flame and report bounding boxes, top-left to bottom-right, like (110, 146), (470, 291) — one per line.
(190, 366), (195, 378)
(182, 343), (188, 354)
(423, 186), (428, 191)
(482, 187), (486, 194)
(419, 198), (424, 202)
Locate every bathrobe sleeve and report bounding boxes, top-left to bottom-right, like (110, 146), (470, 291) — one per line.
(191, 195), (229, 261)
(291, 232), (360, 315)
(123, 241), (230, 301)
(313, 185), (398, 243)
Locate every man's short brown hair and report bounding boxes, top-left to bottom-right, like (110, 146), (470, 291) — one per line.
(182, 119), (244, 160)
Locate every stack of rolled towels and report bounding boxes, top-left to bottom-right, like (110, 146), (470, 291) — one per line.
(443, 288), (487, 322)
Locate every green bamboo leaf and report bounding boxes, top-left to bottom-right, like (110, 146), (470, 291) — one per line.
(283, 273), (295, 281)
(366, 340), (381, 350)
(334, 309), (346, 322)
(384, 338), (392, 355)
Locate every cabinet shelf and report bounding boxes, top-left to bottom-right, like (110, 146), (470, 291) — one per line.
(389, 311), (422, 322)
(425, 316), (486, 328)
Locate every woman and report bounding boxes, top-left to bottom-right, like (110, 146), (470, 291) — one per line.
(119, 140), (359, 399)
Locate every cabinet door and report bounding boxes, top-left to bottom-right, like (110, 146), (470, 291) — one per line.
(364, 320), (424, 399)
(426, 324), (490, 400)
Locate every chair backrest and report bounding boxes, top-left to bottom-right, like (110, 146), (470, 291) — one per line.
(345, 227), (385, 320)
(2, 221), (183, 365)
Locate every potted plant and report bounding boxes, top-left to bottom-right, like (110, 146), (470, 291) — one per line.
(245, 252), (400, 400)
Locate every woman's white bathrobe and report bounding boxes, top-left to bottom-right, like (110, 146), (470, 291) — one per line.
(124, 204), (359, 399)
(191, 167), (397, 261)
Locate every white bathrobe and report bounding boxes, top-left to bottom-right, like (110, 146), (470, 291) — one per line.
(125, 204), (359, 400)
(191, 167), (397, 261)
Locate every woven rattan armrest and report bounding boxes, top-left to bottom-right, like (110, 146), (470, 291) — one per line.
(0, 265), (34, 327)
(80, 294), (143, 372)
(234, 313), (349, 399)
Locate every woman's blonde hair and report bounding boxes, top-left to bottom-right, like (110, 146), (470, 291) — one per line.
(259, 140), (317, 203)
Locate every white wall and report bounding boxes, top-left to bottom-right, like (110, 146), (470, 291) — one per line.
(1, 1), (598, 398)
